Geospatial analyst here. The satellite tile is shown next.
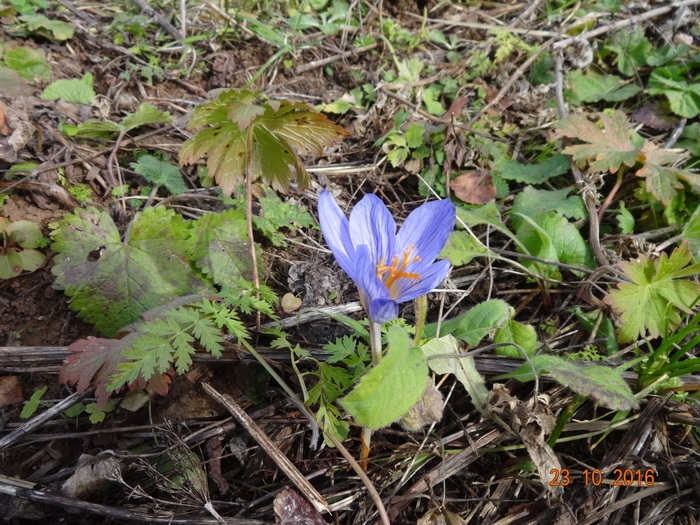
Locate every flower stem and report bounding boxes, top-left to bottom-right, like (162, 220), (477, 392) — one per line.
(362, 321), (384, 468)
(413, 295), (427, 346)
(369, 321), (383, 367)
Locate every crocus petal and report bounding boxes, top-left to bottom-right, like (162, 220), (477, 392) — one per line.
(369, 298), (399, 324)
(318, 190), (356, 278)
(354, 244), (390, 300)
(391, 259), (451, 302)
(396, 199), (456, 264)
(348, 194), (396, 265)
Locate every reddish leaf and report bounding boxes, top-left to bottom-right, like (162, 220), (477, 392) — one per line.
(450, 171), (496, 204)
(444, 96), (469, 119)
(59, 336), (129, 408)
(273, 489), (326, 525)
(631, 100), (678, 131)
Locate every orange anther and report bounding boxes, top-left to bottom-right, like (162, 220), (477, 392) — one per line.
(376, 246), (422, 290)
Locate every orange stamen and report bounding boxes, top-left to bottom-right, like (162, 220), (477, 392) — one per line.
(376, 246), (422, 290)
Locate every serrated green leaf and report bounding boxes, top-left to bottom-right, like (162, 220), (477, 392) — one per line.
(41, 73), (95, 104)
(604, 242), (700, 343)
(19, 14), (74, 40)
(421, 335), (488, 410)
(340, 325), (429, 429)
(180, 90), (348, 196)
(636, 140), (695, 205)
(567, 71), (640, 103)
(504, 355), (639, 410)
(4, 46), (51, 81)
(556, 111), (640, 173)
(122, 102), (172, 132)
(50, 207), (210, 336)
(130, 155), (187, 195)
(228, 100), (265, 131)
(248, 187), (316, 246)
(492, 154), (569, 184)
(425, 299), (510, 345)
(510, 187), (587, 230)
(405, 123), (425, 149)
(191, 209), (254, 287)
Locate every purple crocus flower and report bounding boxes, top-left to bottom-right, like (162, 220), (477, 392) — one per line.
(318, 190), (456, 324)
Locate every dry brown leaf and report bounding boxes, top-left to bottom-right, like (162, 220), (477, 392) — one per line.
(0, 376), (23, 408)
(450, 171), (496, 204)
(274, 488), (326, 525)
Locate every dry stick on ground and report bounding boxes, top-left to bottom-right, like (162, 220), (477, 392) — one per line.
(201, 383), (330, 515)
(0, 478), (269, 525)
(552, 52), (609, 268)
(466, 0), (700, 127)
(131, 0), (183, 40)
(0, 390), (90, 450)
(294, 42), (379, 74)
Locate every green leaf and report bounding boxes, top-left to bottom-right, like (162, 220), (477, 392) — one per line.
(648, 67), (700, 119)
(62, 120), (122, 139)
(130, 155), (187, 195)
(515, 211), (595, 277)
(180, 90), (348, 196)
(20, 385), (48, 419)
(4, 219), (44, 248)
(556, 111), (640, 173)
(636, 140), (698, 205)
(421, 335), (488, 410)
(405, 123), (425, 149)
(0, 249), (23, 279)
(121, 102), (172, 132)
(19, 14), (74, 40)
(190, 209), (253, 287)
(50, 207), (210, 336)
(510, 187), (587, 230)
(41, 73), (95, 104)
(422, 84), (445, 115)
(503, 355), (639, 411)
(492, 154), (569, 184)
(440, 230), (490, 266)
(425, 299), (510, 345)
(494, 318), (537, 357)
(340, 325), (429, 429)
(572, 307), (618, 356)
(681, 206), (700, 263)
(4, 46), (51, 81)
(604, 242), (700, 343)
(605, 25), (651, 77)
(567, 71), (641, 104)
(616, 201), (635, 234)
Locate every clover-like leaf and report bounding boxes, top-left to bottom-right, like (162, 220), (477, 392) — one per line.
(50, 207), (211, 336)
(604, 242), (700, 343)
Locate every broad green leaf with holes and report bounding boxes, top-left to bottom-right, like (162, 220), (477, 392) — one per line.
(340, 325), (428, 429)
(50, 207), (211, 336)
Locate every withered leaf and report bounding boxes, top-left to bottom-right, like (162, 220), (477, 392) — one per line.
(274, 489), (326, 525)
(450, 171), (496, 204)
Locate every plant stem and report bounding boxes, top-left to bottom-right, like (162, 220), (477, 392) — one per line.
(361, 321), (384, 467)
(598, 168), (624, 224)
(414, 295), (427, 346)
